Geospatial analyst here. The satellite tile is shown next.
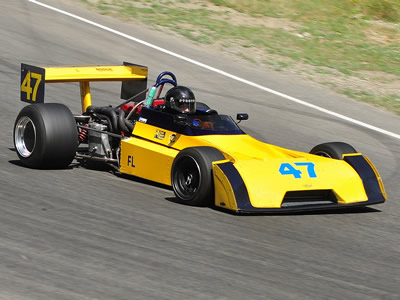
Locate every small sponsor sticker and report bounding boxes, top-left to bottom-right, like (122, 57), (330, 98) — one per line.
(169, 133), (177, 144)
(138, 117), (147, 123)
(154, 129), (166, 140)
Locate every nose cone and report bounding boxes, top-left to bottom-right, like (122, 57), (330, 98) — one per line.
(213, 157), (367, 212)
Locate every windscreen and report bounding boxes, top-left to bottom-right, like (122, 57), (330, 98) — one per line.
(186, 114), (241, 132)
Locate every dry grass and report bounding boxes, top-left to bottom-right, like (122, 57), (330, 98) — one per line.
(81, 0), (400, 114)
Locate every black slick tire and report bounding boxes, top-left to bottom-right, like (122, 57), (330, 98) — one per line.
(310, 142), (357, 159)
(171, 147), (225, 206)
(13, 103), (78, 168)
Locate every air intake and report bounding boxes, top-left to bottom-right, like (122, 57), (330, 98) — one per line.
(281, 190), (337, 208)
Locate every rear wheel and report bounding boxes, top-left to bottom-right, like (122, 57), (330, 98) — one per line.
(171, 147), (225, 206)
(310, 142), (357, 159)
(14, 103), (78, 168)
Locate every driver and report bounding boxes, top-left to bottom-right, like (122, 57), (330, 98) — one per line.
(164, 86), (213, 129)
(164, 86), (196, 114)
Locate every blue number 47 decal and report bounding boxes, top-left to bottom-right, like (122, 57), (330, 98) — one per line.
(279, 162), (317, 179)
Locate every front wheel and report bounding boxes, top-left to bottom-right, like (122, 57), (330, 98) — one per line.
(13, 103), (78, 168)
(171, 147), (225, 206)
(310, 142), (357, 159)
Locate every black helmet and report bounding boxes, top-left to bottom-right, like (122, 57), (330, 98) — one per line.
(164, 86), (196, 113)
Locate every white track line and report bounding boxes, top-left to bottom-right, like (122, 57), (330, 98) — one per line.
(28, 0), (400, 140)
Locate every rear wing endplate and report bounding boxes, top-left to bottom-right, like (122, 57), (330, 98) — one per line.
(20, 62), (148, 112)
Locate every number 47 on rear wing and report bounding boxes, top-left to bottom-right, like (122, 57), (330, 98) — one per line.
(20, 62), (148, 113)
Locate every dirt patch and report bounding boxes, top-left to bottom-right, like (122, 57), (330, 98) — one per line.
(364, 27), (399, 45)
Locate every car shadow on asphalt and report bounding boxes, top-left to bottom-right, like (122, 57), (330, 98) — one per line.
(116, 172), (173, 190)
(212, 205), (381, 216)
(8, 147), (77, 170)
(8, 159), (77, 170)
(164, 197), (381, 215)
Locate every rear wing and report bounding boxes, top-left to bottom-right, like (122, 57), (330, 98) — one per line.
(20, 62), (148, 112)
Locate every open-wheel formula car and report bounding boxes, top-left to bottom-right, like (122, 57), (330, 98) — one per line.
(13, 62), (387, 213)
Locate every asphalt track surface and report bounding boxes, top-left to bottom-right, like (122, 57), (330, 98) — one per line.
(1, 1), (400, 299)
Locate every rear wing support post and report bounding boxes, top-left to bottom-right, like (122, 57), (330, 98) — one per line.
(80, 82), (92, 113)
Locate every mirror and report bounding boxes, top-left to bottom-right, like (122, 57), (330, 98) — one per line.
(236, 113), (249, 121)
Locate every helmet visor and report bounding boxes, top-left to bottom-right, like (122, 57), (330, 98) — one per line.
(171, 98), (196, 113)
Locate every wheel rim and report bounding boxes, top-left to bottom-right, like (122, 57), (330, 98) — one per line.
(15, 116), (36, 158)
(173, 156), (201, 201)
(313, 150), (332, 158)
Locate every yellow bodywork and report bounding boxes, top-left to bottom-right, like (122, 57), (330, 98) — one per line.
(45, 64), (147, 112)
(119, 121), (386, 212)
(43, 65), (148, 83)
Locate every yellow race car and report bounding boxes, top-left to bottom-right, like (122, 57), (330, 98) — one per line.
(14, 62), (387, 213)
